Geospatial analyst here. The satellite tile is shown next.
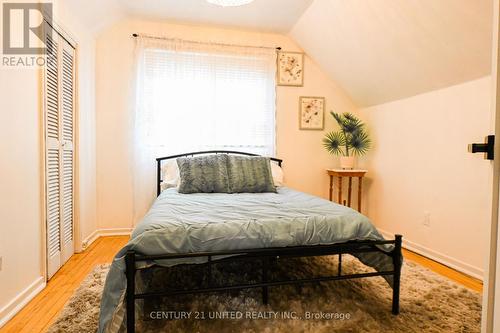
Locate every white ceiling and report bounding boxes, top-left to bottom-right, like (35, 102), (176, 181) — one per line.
(118, 0), (313, 33)
(62, 0), (494, 107)
(290, 0), (493, 106)
(59, 0), (126, 33)
(60, 0), (313, 34)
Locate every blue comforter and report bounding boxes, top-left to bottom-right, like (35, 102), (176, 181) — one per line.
(98, 187), (395, 332)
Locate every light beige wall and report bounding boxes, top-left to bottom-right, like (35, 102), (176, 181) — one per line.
(362, 76), (493, 278)
(0, 66), (43, 316)
(95, 19), (356, 229)
(0, 0), (97, 322)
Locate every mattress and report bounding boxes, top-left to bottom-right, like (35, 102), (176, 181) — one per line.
(98, 187), (395, 333)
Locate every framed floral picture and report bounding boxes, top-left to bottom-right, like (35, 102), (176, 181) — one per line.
(277, 51), (304, 86)
(299, 96), (325, 130)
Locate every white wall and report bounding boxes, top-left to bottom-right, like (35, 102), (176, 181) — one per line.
(362, 77), (493, 278)
(0, 0), (97, 325)
(95, 19), (357, 229)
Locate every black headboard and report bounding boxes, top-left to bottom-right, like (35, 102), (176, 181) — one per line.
(156, 150), (283, 196)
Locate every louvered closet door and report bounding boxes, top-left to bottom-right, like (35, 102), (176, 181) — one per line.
(45, 29), (62, 279)
(60, 39), (75, 265)
(44, 26), (75, 279)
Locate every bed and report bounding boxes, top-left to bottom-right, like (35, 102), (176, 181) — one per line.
(98, 151), (402, 333)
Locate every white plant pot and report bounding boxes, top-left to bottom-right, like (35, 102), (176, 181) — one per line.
(340, 156), (355, 170)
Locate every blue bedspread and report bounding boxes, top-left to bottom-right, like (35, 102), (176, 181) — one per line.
(98, 187), (395, 332)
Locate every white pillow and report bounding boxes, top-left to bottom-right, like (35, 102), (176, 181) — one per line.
(161, 159), (180, 191)
(271, 162), (284, 187)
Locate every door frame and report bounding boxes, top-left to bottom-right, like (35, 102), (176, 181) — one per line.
(40, 14), (80, 282)
(482, 0), (500, 331)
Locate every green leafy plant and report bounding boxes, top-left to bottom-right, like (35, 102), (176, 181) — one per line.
(323, 112), (371, 156)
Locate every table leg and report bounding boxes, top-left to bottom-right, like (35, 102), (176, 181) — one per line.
(337, 176), (343, 204)
(347, 177), (352, 207)
(358, 177), (363, 212)
(329, 175), (333, 201)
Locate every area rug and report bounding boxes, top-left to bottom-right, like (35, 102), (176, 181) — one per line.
(47, 255), (481, 333)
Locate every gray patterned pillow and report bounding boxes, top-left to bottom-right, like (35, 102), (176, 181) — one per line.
(227, 156), (277, 193)
(177, 155), (230, 194)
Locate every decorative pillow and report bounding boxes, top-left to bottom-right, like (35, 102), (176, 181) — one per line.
(177, 155), (230, 194)
(270, 162), (284, 187)
(227, 156), (277, 193)
(161, 159), (180, 191)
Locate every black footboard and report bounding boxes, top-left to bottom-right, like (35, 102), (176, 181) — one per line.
(124, 235), (403, 333)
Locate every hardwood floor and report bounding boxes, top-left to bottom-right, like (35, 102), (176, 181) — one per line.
(0, 236), (129, 333)
(403, 248), (483, 292)
(0, 236), (482, 333)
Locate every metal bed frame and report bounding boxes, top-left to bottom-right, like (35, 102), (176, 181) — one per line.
(124, 151), (402, 333)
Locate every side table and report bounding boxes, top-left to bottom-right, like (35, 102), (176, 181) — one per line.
(327, 169), (367, 212)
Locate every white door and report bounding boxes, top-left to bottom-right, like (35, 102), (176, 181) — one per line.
(60, 37), (75, 265)
(482, 1), (500, 331)
(44, 25), (75, 279)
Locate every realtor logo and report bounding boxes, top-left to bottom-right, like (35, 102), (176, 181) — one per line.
(2, 2), (52, 55)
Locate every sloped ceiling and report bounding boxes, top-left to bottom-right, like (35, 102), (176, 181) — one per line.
(119, 0), (313, 33)
(61, 0), (493, 107)
(290, 0), (493, 106)
(60, 0), (313, 34)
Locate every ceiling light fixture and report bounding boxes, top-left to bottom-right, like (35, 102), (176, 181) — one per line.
(206, 0), (255, 7)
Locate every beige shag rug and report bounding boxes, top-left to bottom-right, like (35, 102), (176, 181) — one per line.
(47, 255), (481, 333)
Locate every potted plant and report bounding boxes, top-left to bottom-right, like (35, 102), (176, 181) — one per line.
(323, 112), (371, 169)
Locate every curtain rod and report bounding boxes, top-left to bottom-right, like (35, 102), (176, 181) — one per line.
(131, 33), (281, 51)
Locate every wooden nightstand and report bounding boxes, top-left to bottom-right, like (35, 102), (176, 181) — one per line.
(327, 169), (367, 212)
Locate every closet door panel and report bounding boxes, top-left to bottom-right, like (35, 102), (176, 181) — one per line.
(45, 30), (62, 279)
(60, 40), (75, 263)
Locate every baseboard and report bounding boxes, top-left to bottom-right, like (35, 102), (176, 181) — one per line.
(81, 229), (100, 250)
(378, 228), (484, 281)
(0, 276), (46, 328)
(82, 228), (133, 250)
(98, 228), (133, 236)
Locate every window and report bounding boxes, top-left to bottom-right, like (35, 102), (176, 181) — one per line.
(135, 39), (277, 157)
(130, 38), (277, 221)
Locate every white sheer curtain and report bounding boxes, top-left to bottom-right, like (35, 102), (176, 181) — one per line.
(131, 37), (277, 224)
